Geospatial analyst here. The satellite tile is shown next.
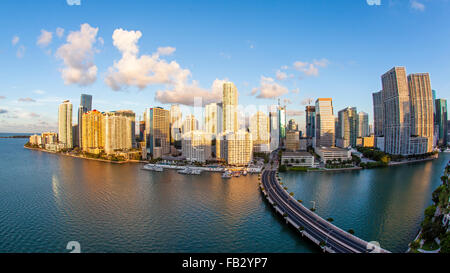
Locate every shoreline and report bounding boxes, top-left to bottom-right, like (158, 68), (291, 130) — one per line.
(24, 146), (147, 164)
(285, 155), (438, 173)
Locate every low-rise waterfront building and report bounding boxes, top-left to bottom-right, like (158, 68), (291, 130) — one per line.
(315, 147), (351, 162)
(281, 151), (315, 167)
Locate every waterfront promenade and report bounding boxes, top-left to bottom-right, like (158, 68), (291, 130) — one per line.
(260, 168), (390, 253)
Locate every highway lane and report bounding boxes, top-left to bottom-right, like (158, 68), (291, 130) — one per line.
(267, 170), (370, 253)
(261, 168), (389, 253)
(261, 170), (356, 253)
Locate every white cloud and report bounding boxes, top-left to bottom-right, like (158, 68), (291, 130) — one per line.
(12, 36), (19, 46)
(37, 30), (53, 47)
(56, 23), (99, 86)
(105, 28), (188, 91)
(33, 90), (45, 95)
(293, 58), (329, 76)
(291, 88), (300, 94)
(157, 46), (176, 56)
(410, 1), (425, 11)
(56, 27), (65, 38)
(18, 97), (36, 102)
(16, 45), (25, 58)
(155, 78), (228, 106)
(105, 28), (223, 106)
(67, 0), (81, 6)
(276, 70), (288, 81)
(283, 98), (292, 104)
(251, 76), (289, 99)
(0, 96), (6, 99)
(366, 0), (381, 6)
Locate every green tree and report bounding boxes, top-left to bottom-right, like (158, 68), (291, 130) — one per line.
(440, 234), (450, 253)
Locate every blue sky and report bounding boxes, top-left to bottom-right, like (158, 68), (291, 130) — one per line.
(0, 0), (449, 133)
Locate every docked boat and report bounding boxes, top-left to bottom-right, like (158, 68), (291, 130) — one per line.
(191, 169), (202, 175)
(222, 171), (232, 179)
(143, 164), (163, 172)
(178, 167), (191, 174)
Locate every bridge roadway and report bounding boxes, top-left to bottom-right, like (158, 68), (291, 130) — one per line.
(260, 169), (390, 253)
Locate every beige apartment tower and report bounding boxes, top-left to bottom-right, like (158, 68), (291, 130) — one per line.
(408, 73), (434, 153)
(81, 110), (105, 154)
(249, 111), (270, 152)
(222, 82), (238, 132)
(314, 98), (335, 147)
(58, 100), (73, 149)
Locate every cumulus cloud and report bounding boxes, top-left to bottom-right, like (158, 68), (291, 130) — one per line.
(12, 36), (19, 46)
(16, 45), (25, 58)
(105, 28), (224, 106)
(105, 29), (190, 90)
(291, 88), (300, 94)
(156, 78), (228, 106)
(293, 58), (329, 76)
(276, 70), (288, 81)
(251, 76), (289, 99)
(67, 0), (81, 5)
(56, 27), (65, 38)
(33, 90), (45, 95)
(18, 97), (36, 102)
(410, 1), (425, 11)
(157, 46), (176, 56)
(37, 30), (53, 47)
(283, 98), (292, 104)
(366, 0), (381, 6)
(56, 23), (99, 86)
(287, 110), (304, 116)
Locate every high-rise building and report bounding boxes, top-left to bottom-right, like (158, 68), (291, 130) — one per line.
(217, 130), (253, 166)
(337, 107), (358, 148)
(249, 111), (270, 152)
(182, 130), (212, 163)
(357, 111), (369, 137)
(222, 82), (238, 132)
(278, 104), (287, 144)
(435, 99), (448, 146)
(381, 67), (411, 155)
(408, 73), (434, 152)
(286, 130), (300, 151)
(269, 108), (279, 151)
(305, 106), (316, 138)
(58, 100), (73, 149)
(372, 91), (384, 137)
(205, 102), (223, 138)
(288, 119), (298, 131)
(78, 94), (92, 148)
(145, 107), (170, 158)
(182, 114), (199, 133)
(81, 110), (105, 154)
(314, 98), (335, 148)
(104, 110), (135, 154)
(170, 104), (182, 143)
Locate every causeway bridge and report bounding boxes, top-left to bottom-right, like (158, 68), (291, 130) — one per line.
(260, 169), (390, 253)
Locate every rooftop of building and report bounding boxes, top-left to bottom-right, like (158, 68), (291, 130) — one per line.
(315, 146), (349, 152)
(282, 151), (313, 157)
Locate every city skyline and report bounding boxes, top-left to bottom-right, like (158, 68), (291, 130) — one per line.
(1, 0), (449, 133)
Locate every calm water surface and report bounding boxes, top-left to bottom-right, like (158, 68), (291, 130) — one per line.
(0, 135), (448, 252)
